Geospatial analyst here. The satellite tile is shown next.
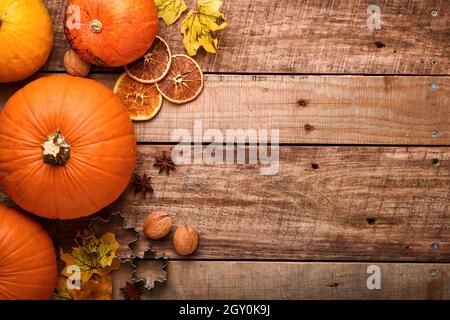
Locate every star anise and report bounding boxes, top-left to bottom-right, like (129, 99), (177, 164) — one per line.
(132, 173), (153, 198)
(120, 281), (143, 300)
(154, 152), (176, 175)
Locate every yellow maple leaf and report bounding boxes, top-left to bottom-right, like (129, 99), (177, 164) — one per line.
(155, 0), (188, 25)
(181, 0), (228, 56)
(61, 233), (120, 282)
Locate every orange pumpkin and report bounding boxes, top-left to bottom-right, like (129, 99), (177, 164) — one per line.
(0, 204), (57, 299)
(64, 0), (158, 67)
(0, 0), (53, 83)
(0, 75), (136, 219)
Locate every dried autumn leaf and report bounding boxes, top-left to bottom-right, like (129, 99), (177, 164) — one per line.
(84, 233), (119, 267)
(181, 0), (228, 56)
(155, 0), (187, 25)
(52, 277), (74, 300)
(60, 233), (120, 282)
(71, 276), (113, 300)
(53, 276), (113, 300)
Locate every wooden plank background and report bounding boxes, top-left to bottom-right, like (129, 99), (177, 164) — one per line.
(0, 0), (449, 299)
(2, 74), (449, 145)
(11, 145), (444, 262)
(42, 0), (450, 74)
(112, 262), (450, 300)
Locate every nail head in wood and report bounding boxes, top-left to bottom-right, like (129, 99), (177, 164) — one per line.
(430, 10), (438, 17)
(431, 83), (438, 90)
(432, 131), (440, 138)
(431, 243), (439, 250)
(430, 269), (439, 276)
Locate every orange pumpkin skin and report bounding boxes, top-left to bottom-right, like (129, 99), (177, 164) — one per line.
(0, 0), (53, 83)
(0, 75), (137, 219)
(0, 204), (57, 299)
(64, 0), (158, 67)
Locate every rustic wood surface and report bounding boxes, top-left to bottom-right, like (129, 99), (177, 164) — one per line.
(0, 0), (449, 300)
(107, 145), (450, 261)
(1, 74), (449, 145)
(42, 0), (450, 74)
(3, 145), (447, 262)
(112, 261), (450, 300)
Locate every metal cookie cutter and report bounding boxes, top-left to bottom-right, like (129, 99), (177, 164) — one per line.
(88, 211), (168, 291)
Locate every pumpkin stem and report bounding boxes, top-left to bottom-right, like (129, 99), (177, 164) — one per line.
(90, 19), (103, 33)
(42, 131), (71, 165)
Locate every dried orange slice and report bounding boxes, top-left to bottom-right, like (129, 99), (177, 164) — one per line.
(156, 54), (204, 104)
(113, 73), (163, 121)
(125, 36), (172, 84)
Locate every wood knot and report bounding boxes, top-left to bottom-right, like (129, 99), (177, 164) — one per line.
(297, 99), (308, 107)
(374, 41), (385, 48)
(311, 163), (320, 170)
(327, 283), (339, 288)
(304, 124), (315, 132)
(366, 217), (376, 225)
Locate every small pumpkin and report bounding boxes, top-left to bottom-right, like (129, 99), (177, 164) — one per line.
(64, 0), (158, 67)
(0, 0), (53, 83)
(0, 204), (57, 299)
(0, 75), (137, 219)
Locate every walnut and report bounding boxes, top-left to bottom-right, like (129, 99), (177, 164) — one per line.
(143, 211), (172, 240)
(173, 225), (199, 256)
(64, 49), (91, 77)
